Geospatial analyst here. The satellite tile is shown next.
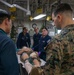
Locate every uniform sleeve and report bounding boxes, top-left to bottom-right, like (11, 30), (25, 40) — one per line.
(42, 41), (58, 75)
(42, 37), (73, 75)
(27, 33), (31, 47)
(47, 36), (51, 44)
(1, 39), (19, 75)
(33, 34), (35, 41)
(32, 35), (35, 46)
(16, 34), (21, 48)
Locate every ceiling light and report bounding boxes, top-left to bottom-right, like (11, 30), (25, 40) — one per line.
(33, 14), (46, 20)
(73, 18), (74, 20)
(29, 16), (33, 21)
(46, 16), (51, 21)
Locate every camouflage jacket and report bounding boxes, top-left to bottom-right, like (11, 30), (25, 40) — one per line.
(42, 24), (74, 75)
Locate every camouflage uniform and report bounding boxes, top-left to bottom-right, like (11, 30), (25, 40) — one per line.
(42, 24), (74, 75)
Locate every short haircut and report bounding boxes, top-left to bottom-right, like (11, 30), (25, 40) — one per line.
(23, 27), (27, 31)
(42, 27), (48, 31)
(52, 3), (73, 16)
(34, 27), (39, 30)
(0, 9), (11, 24)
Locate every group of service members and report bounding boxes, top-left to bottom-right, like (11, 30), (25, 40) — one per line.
(16, 26), (51, 61)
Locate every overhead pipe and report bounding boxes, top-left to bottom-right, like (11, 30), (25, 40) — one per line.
(0, 0), (12, 7)
(0, 0), (30, 14)
(13, 4), (28, 12)
(27, 0), (29, 11)
(50, 1), (57, 6)
(26, 0), (31, 15)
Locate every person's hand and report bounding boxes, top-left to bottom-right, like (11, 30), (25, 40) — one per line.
(38, 52), (41, 56)
(30, 52), (37, 58)
(21, 53), (29, 60)
(17, 46), (32, 55)
(33, 59), (40, 67)
(22, 46), (31, 52)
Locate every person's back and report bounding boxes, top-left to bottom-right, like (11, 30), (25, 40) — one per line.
(0, 30), (19, 75)
(0, 9), (19, 75)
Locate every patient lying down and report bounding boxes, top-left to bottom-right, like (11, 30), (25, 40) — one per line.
(17, 47), (42, 74)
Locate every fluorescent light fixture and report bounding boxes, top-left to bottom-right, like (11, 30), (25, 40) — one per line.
(73, 18), (74, 20)
(33, 14), (46, 20)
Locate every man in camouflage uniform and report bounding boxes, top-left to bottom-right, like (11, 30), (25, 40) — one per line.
(21, 3), (74, 75)
(41, 3), (74, 75)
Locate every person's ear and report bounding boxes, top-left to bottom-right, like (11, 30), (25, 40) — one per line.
(4, 18), (9, 26)
(57, 14), (62, 22)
